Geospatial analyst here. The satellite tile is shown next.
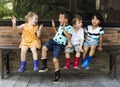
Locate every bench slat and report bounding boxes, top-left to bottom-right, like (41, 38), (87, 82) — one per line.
(0, 45), (19, 50)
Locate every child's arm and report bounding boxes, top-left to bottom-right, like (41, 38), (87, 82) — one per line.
(84, 27), (90, 41)
(79, 39), (84, 52)
(97, 35), (103, 51)
(66, 40), (72, 48)
(62, 26), (72, 40)
(79, 29), (84, 52)
(37, 24), (43, 38)
(52, 20), (57, 33)
(12, 16), (24, 30)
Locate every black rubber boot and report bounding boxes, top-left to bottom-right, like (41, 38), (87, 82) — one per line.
(53, 69), (61, 84)
(39, 58), (48, 72)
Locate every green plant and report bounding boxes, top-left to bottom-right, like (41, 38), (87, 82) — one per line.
(0, 5), (15, 19)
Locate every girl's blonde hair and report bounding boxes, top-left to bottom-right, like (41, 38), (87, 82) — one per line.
(24, 11), (38, 23)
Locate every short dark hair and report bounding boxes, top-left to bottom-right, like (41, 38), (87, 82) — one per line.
(59, 11), (72, 24)
(72, 15), (82, 25)
(92, 13), (104, 27)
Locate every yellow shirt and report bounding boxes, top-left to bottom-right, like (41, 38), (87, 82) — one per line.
(19, 23), (41, 49)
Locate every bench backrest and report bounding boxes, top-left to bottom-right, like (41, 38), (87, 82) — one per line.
(0, 26), (120, 46)
(0, 27), (56, 45)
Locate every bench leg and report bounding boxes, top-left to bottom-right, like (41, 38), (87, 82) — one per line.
(1, 50), (11, 79)
(109, 54), (113, 74)
(1, 50), (4, 79)
(6, 54), (10, 74)
(113, 55), (117, 79)
(109, 53), (117, 79)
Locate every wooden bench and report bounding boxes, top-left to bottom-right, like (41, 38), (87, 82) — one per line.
(0, 45), (20, 79)
(0, 26), (54, 79)
(103, 45), (120, 78)
(0, 44), (120, 79)
(0, 25), (120, 79)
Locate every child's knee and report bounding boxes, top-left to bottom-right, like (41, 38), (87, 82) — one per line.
(31, 48), (37, 52)
(84, 49), (88, 54)
(76, 52), (80, 55)
(66, 52), (70, 55)
(90, 46), (96, 51)
(83, 46), (89, 53)
(53, 58), (59, 64)
(21, 50), (27, 55)
(42, 46), (48, 51)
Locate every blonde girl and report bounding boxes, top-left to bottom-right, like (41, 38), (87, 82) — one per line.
(12, 11), (43, 72)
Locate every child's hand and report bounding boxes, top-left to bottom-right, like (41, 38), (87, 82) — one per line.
(62, 23), (66, 29)
(52, 20), (55, 27)
(66, 44), (73, 48)
(97, 46), (103, 51)
(79, 46), (84, 52)
(85, 36), (90, 41)
(39, 24), (43, 30)
(11, 16), (16, 24)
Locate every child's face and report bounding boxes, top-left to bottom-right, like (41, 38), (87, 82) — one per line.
(75, 20), (82, 28)
(29, 15), (38, 25)
(92, 16), (100, 27)
(58, 14), (67, 25)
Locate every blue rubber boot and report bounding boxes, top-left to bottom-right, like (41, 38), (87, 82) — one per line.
(81, 58), (86, 64)
(18, 61), (26, 72)
(33, 60), (39, 71)
(82, 55), (92, 69)
(81, 55), (89, 65)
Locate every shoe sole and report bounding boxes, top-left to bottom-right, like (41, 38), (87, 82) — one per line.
(84, 67), (90, 70)
(39, 68), (48, 73)
(34, 70), (38, 72)
(53, 78), (61, 84)
(73, 67), (80, 69)
(81, 64), (85, 68)
(81, 64), (90, 69)
(81, 65), (90, 70)
(63, 67), (70, 70)
(18, 71), (24, 73)
(34, 68), (38, 71)
(18, 69), (24, 73)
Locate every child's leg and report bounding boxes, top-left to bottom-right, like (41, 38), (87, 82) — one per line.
(66, 52), (70, 58)
(53, 58), (61, 84)
(82, 46), (89, 59)
(30, 48), (38, 71)
(53, 58), (60, 70)
(39, 46), (48, 72)
(42, 46), (48, 58)
(64, 46), (73, 69)
(18, 46), (28, 72)
(73, 52), (81, 69)
(21, 46), (29, 61)
(82, 45), (97, 69)
(30, 48), (38, 60)
(75, 52), (81, 58)
(39, 40), (55, 72)
(64, 52), (71, 69)
(89, 45), (97, 57)
(52, 44), (64, 84)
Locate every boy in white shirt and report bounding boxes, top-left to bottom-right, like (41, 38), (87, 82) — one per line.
(64, 15), (84, 69)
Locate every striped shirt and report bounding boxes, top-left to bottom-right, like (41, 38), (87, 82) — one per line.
(85, 25), (104, 42)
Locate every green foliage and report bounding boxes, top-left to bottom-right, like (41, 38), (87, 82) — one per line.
(14, 0), (69, 20)
(0, 0), (69, 20)
(0, 4), (15, 19)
